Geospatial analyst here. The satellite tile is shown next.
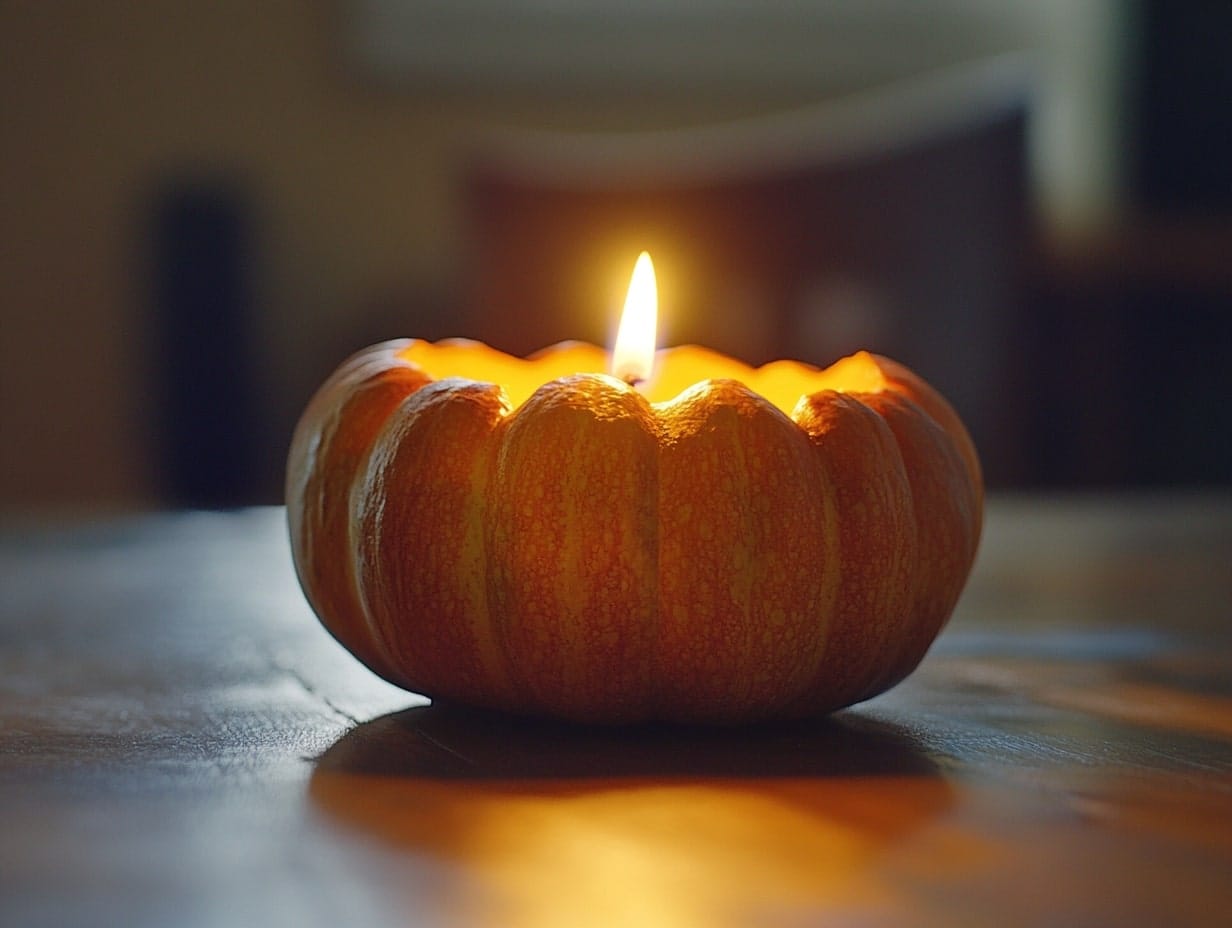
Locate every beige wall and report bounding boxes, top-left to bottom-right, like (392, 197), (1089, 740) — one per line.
(1, 3), (479, 509)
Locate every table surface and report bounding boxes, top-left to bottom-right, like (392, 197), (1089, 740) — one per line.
(2, 495), (1231, 927)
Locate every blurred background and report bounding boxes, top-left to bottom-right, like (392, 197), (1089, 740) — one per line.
(2, 1), (1229, 512)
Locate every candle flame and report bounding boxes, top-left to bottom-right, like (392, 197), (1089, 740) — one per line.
(611, 251), (658, 385)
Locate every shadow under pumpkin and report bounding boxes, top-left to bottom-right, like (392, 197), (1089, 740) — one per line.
(309, 705), (954, 925)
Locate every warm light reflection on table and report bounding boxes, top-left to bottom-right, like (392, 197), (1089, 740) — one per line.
(311, 708), (953, 927)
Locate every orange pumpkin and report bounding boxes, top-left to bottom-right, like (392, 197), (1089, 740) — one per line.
(287, 339), (982, 724)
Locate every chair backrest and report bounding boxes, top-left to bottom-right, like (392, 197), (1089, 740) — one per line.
(461, 59), (1033, 484)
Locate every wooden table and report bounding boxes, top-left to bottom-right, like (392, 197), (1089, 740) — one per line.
(2, 496), (1230, 927)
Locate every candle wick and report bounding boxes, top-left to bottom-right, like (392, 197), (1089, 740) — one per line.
(621, 373), (644, 388)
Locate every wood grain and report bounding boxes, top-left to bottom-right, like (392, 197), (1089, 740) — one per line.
(1, 497), (1230, 926)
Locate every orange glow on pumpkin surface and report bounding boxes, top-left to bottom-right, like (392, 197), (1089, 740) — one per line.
(398, 250), (890, 416)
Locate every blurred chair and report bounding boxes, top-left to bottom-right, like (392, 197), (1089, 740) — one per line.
(461, 58), (1034, 486)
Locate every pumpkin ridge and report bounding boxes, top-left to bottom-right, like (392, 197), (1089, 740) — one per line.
(453, 385), (522, 708)
(645, 411), (665, 722)
(486, 375), (660, 721)
(852, 386), (977, 697)
(287, 339), (428, 686)
(853, 389), (933, 699)
(790, 408), (845, 712)
(784, 390), (906, 713)
(652, 381), (833, 722)
(349, 392), (405, 677)
(479, 409), (533, 712)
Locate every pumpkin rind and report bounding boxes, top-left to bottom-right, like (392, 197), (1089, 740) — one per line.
(789, 391), (917, 711)
(287, 341), (983, 724)
(654, 379), (837, 721)
(353, 378), (513, 707)
(487, 374), (661, 721)
(286, 339), (427, 684)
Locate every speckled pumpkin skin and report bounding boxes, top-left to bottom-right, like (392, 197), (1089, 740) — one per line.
(287, 340), (982, 724)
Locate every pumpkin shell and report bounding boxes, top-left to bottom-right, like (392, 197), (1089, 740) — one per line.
(287, 340), (982, 724)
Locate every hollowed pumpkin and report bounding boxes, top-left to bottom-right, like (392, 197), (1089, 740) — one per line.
(287, 340), (982, 724)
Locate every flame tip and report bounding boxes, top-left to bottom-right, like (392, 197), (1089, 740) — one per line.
(611, 252), (659, 386)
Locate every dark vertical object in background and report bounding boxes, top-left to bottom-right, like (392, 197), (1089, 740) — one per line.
(150, 182), (259, 508)
(1128, 1), (1232, 485)
(1133, 0), (1232, 216)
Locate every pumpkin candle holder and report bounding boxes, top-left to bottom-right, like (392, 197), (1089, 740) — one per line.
(287, 255), (982, 724)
